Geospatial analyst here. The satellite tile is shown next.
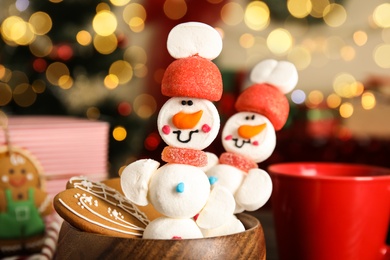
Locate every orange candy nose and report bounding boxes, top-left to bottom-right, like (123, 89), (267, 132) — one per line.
(172, 110), (203, 129)
(238, 123), (266, 139)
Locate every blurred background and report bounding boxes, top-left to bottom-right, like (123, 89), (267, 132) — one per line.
(1, 0), (390, 177)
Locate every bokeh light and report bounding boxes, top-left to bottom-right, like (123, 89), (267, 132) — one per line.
(323, 4), (347, 27)
(339, 102), (354, 118)
(291, 89), (306, 104)
(244, 1), (270, 31)
(221, 2), (244, 26)
(93, 34), (118, 54)
(267, 28), (293, 55)
(113, 126), (127, 141)
(93, 10), (118, 36)
(326, 93), (342, 108)
(109, 60), (133, 85)
(361, 91), (376, 110)
(373, 44), (390, 68)
(133, 94), (157, 119)
(76, 30), (92, 46)
(0, 83), (13, 106)
(288, 0), (312, 18)
(163, 0), (187, 20)
(29, 11), (52, 35)
(46, 62), (70, 86)
(373, 3), (390, 28)
(353, 30), (368, 46)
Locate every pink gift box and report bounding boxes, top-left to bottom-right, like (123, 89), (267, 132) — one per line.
(0, 116), (109, 197)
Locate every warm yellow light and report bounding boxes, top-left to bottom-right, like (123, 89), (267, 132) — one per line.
(0, 83), (12, 106)
(163, 0), (187, 20)
(339, 102), (353, 118)
(113, 126), (127, 141)
(310, 0), (330, 18)
(86, 107), (101, 120)
(353, 30), (368, 46)
(58, 75), (73, 89)
(288, 0), (311, 18)
(373, 3), (390, 28)
(76, 30), (92, 46)
(267, 28), (293, 55)
(244, 1), (270, 31)
(361, 91), (376, 110)
(373, 44), (390, 68)
(93, 34), (118, 54)
(340, 45), (356, 61)
(134, 94), (157, 119)
(13, 84), (37, 107)
(326, 93), (342, 108)
(124, 46), (147, 64)
(29, 11), (52, 35)
(110, 0), (130, 6)
(93, 10), (117, 36)
(46, 62), (70, 86)
(129, 17), (145, 33)
(307, 90), (324, 107)
(333, 73), (357, 98)
(104, 74), (119, 89)
(109, 60), (133, 84)
(221, 2), (243, 26)
(29, 35), (53, 57)
(323, 4), (347, 27)
(287, 46), (311, 70)
(239, 33), (255, 49)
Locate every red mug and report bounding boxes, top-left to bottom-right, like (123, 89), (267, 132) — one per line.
(268, 162), (390, 260)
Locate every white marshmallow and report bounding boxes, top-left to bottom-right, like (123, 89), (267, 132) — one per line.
(249, 59), (298, 94)
(221, 112), (276, 163)
(201, 214), (245, 238)
(157, 97), (220, 150)
(199, 152), (219, 172)
(148, 164), (210, 219)
(196, 185), (235, 229)
(143, 217), (203, 239)
(206, 164), (244, 194)
(120, 159), (160, 206)
(235, 168), (273, 211)
(167, 22), (222, 60)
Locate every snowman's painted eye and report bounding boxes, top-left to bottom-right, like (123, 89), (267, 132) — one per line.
(21, 168), (26, 174)
(180, 100), (193, 106)
(245, 115), (256, 120)
(9, 168), (14, 174)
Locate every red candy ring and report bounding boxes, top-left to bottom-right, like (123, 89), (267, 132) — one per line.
(219, 152), (258, 173)
(161, 146), (208, 167)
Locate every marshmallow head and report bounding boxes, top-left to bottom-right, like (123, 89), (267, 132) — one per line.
(221, 112), (276, 163)
(157, 97), (220, 150)
(161, 56), (223, 101)
(249, 59), (298, 94)
(235, 84), (289, 131)
(167, 22), (222, 60)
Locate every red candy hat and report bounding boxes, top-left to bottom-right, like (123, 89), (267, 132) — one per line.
(161, 56), (223, 101)
(235, 59), (298, 131)
(235, 84), (288, 131)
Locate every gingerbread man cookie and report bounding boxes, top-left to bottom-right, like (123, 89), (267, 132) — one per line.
(0, 145), (53, 256)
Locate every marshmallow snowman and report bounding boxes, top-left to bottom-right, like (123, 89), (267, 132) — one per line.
(205, 59), (298, 236)
(121, 22), (235, 239)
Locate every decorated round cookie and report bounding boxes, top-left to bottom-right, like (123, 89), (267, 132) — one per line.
(54, 176), (150, 238)
(157, 97), (220, 150)
(0, 145), (53, 256)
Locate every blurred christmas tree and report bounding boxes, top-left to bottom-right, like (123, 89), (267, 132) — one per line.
(0, 0), (155, 175)
(0, 0), (228, 176)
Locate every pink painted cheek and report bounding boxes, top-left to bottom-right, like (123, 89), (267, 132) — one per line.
(201, 124), (211, 133)
(224, 135), (233, 141)
(252, 141), (259, 146)
(162, 125), (171, 135)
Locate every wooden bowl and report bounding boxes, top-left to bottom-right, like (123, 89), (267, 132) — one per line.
(55, 213), (266, 259)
